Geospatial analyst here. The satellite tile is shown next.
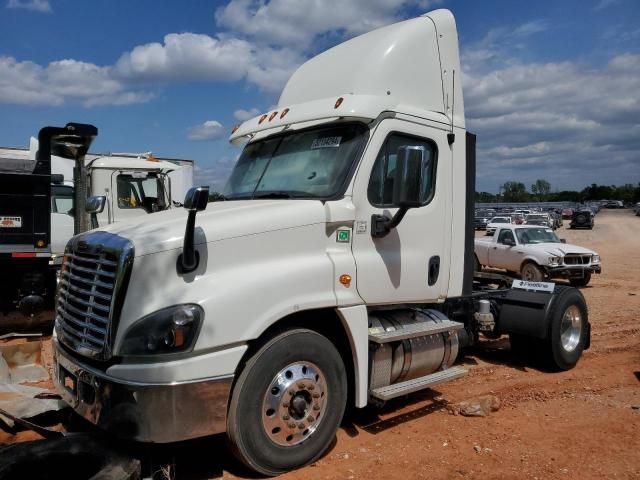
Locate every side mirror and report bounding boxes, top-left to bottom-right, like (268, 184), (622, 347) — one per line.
(372, 146), (428, 238)
(560, 238), (567, 244)
(180, 186), (209, 273)
(502, 237), (515, 246)
(86, 195), (106, 230)
(184, 186), (209, 212)
(86, 195), (106, 214)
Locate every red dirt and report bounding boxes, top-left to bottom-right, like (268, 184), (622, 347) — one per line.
(1, 209), (638, 479)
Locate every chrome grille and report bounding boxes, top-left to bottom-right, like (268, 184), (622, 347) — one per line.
(564, 254), (591, 265)
(57, 252), (117, 351)
(55, 231), (134, 360)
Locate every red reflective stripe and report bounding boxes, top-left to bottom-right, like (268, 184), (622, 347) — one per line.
(11, 252), (37, 258)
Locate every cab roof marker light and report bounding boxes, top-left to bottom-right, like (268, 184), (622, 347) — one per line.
(334, 97), (344, 109)
(258, 114), (268, 124)
(268, 111), (279, 121)
(280, 108), (290, 119)
(231, 124), (240, 134)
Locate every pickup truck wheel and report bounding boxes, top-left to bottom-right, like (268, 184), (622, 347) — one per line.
(521, 262), (544, 282)
(226, 329), (347, 476)
(569, 273), (591, 287)
(542, 287), (588, 370)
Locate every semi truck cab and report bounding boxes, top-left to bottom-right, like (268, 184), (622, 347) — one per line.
(53, 9), (590, 476)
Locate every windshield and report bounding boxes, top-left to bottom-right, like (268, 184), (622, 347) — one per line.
(515, 228), (560, 244)
(115, 172), (170, 212)
(223, 123), (367, 199)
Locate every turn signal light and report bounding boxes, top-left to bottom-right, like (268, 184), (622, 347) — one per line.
(339, 274), (352, 287)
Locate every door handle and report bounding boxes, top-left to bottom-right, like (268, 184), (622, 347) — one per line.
(428, 256), (440, 286)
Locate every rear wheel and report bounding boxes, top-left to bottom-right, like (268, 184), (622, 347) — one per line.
(542, 287), (588, 370)
(521, 262), (544, 282)
(227, 329), (347, 476)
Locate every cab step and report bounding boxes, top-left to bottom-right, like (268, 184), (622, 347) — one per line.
(369, 366), (467, 401)
(368, 319), (464, 344)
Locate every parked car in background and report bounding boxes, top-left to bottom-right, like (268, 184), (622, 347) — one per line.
(486, 216), (513, 235)
(634, 202), (640, 216)
(475, 209), (495, 230)
(604, 200), (624, 209)
(475, 225), (601, 286)
(525, 213), (555, 229)
(570, 210), (595, 229)
(561, 208), (574, 219)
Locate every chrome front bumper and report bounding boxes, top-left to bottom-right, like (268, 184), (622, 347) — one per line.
(53, 339), (233, 443)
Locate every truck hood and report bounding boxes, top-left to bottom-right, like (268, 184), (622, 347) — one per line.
(98, 200), (327, 256)
(535, 243), (597, 256)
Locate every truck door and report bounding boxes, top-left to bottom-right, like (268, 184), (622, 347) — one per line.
(350, 119), (452, 304)
(492, 228), (518, 270)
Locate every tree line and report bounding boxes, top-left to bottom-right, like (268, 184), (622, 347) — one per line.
(476, 180), (640, 204)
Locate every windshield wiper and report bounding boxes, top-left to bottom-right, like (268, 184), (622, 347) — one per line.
(253, 191), (293, 199)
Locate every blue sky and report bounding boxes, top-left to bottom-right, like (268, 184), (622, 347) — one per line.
(1, 0), (638, 194)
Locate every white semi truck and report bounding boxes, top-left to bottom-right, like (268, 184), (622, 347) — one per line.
(52, 9), (590, 476)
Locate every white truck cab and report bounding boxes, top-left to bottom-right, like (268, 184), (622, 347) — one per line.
(53, 10), (591, 476)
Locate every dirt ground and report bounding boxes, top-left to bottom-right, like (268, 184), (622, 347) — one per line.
(1, 209), (639, 479)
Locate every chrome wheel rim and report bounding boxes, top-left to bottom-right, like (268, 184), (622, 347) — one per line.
(560, 305), (582, 352)
(522, 264), (539, 281)
(262, 362), (328, 446)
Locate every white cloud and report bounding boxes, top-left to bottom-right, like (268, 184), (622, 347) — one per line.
(0, 56), (152, 107)
(234, 107), (260, 121)
(115, 33), (254, 82)
(7, 0), (51, 12)
(215, 0), (441, 49)
(187, 120), (225, 141)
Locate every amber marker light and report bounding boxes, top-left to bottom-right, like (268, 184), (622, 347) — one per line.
(259, 114), (268, 124)
(269, 111), (278, 121)
(334, 97), (344, 109)
(36, 240), (45, 247)
(339, 274), (352, 287)
(231, 124), (240, 134)
(280, 108), (290, 119)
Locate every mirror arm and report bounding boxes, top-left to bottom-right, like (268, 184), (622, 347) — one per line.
(371, 206), (409, 238)
(90, 213), (99, 230)
(180, 210), (198, 273)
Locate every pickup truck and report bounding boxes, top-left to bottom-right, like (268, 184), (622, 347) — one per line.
(475, 225), (601, 286)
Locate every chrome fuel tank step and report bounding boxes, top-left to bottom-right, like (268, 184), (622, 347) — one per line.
(370, 366), (467, 401)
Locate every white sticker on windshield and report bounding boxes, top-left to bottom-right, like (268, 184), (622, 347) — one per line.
(545, 229), (553, 233)
(311, 136), (342, 149)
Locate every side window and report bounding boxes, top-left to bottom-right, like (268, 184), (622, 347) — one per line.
(117, 175), (142, 209)
(51, 186), (74, 215)
(367, 133), (437, 207)
(497, 229), (515, 244)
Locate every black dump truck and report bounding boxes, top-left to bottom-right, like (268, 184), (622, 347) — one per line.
(0, 123), (97, 327)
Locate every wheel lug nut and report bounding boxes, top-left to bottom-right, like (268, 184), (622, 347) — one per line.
(312, 392), (320, 398)
(288, 422), (296, 429)
(282, 415), (290, 421)
(288, 390), (295, 396)
(307, 384), (315, 390)
(297, 382), (306, 389)
(307, 415), (315, 422)
(298, 423), (305, 429)
(313, 404), (320, 411)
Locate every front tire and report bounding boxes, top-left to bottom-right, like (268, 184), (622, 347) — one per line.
(542, 287), (589, 370)
(569, 273), (591, 287)
(226, 329), (347, 476)
(521, 262), (544, 282)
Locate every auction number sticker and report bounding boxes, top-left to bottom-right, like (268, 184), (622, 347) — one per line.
(0, 216), (22, 228)
(512, 279), (555, 293)
(311, 136), (342, 149)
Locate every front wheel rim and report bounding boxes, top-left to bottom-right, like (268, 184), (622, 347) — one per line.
(522, 265), (539, 280)
(560, 305), (582, 352)
(261, 362), (328, 447)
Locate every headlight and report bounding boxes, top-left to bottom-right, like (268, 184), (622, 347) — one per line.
(119, 304), (203, 356)
(592, 255), (600, 263)
(548, 256), (561, 266)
